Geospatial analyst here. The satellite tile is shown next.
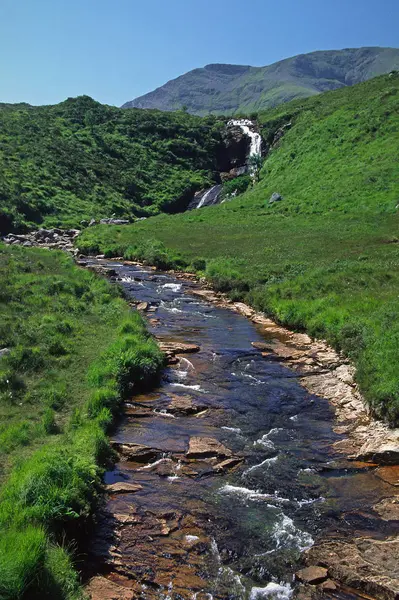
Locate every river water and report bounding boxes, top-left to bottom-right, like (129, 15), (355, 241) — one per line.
(87, 260), (395, 600)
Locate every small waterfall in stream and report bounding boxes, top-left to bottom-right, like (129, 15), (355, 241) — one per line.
(228, 119), (262, 158)
(188, 120), (262, 210)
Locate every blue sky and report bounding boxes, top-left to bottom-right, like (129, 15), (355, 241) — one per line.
(1, 0), (398, 106)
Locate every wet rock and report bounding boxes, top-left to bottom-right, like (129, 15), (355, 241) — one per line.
(106, 482), (143, 494)
(158, 341), (200, 355)
(136, 301), (149, 312)
(86, 576), (135, 600)
(214, 457), (243, 472)
(295, 566), (328, 584)
(375, 465), (399, 486)
(373, 497), (399, 520)
(167, 395), (206, 416)
(112, 442), (161, 463)
(306, 538), (399, 599)
(187, 437), (232, 459)
(269, 192), (283, 204)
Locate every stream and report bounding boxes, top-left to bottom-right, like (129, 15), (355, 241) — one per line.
(87, 260), (396, 600)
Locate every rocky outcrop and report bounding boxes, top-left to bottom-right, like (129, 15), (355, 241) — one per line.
(217, 126), (250, 172)
(2, 228), (80, 253)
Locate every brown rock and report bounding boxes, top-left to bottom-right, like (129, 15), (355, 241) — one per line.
(295, 566), (328, 585)
(136, 301), (149, 311)
(187, 437), (232, 459)
(86, 576), (134, 600)
(373, 497), (399, 520)
(214, 457), (243, 472)
(106, 482), (142, 494)
(112, 442), (161, 463)
(158, 341), (200, 355)
(375, 466), (399, 486)
(167, 395), (206, 415)
(320, 579), (337, 591)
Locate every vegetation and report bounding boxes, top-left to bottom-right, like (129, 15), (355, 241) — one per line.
(79, 74), (399, 422)
(0, 96), (225, 233)
(0, 244), (163, 598)
(122, 47), (399, 115)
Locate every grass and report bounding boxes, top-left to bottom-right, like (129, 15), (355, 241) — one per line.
(0, 244), (163, 599)
(78, 74), (399, 423)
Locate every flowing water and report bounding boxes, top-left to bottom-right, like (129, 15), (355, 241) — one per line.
(228, 119), (262, 158)
(87, 260), (396, 600)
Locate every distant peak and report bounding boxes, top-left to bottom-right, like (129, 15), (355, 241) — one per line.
(203, 64), (251, 75)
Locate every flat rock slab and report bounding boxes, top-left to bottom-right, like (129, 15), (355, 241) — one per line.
(373, 497), (399, 521)
(106, 482), (143, 494)
(158, 341), (200, 355)
(187, 437), (232, 459)
(112, 442), (161, 463)
(86, 576), (135, 600)
(167, 395), (207, 415)
(375, 466), (399, 486)
(295, 566), (328, 585)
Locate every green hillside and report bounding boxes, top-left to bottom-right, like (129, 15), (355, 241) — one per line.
(80, 74), (399, 422)
(123, 47), (399, 115)
(0, 96), (223, 233)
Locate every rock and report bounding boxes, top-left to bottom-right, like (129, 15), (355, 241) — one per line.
(214, 457), (243, 472)
(167, 395), (206, 416)
(373, 497), (399, 520)
(158, 341), (200, 355)
(233, 302), (254, 318)
(106, 482), (143, 494)
(269, 192), (283, 204)
(0, 348), (10, 358)
(353, 429), (399, 464)
(88, 219), (97, 227)
(136, 301), (149, 312)
(375, 466), (399, 486)
(306, 538), (399, 599)
(112, 442), (161, 463)
(80, 220), (89, 227)
(187, 437), (232, 459)
(100, 218), (130, 225)
(295, 566), (328, 585)
(320, 579), (337, 591)
(86, 576), (135, 600)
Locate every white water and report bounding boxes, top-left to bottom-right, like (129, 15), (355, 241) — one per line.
(228, 119), (262, 157)
(197, 185), (221, 209)
(249, 581), (293, 600)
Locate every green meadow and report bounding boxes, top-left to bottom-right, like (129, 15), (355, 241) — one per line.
(0, 244), (163, 599)
(78, 74), (399, 422)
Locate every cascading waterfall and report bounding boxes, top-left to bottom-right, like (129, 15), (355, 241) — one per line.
(227, 119), (262, 158)
(188, 120), (262, 209)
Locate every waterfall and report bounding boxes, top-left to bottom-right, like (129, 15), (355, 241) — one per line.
(227, 119), (262, 158)
(187, 184), (223, 210)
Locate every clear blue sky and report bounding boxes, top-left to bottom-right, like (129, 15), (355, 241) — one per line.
(1, 0), (398, 106)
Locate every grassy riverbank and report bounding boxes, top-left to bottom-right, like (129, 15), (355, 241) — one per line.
(78, 74), (399, 423)
(0, 244), (163, 599)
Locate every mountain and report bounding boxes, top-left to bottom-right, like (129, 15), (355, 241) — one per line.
(122, 47), (399, 115)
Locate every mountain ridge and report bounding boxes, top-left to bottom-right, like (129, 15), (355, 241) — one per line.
(122, 47), (399, 115)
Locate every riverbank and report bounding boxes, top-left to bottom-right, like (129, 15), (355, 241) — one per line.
(0, 243), (163, 599)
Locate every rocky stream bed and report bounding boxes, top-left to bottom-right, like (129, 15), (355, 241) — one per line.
(75, 258), (399, 600)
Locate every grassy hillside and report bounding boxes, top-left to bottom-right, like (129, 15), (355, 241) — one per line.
(0, 95), (223, 233)
(123, 47), (399, 115)
(79, 74), (399, 422)
(0, 244), (163, 599)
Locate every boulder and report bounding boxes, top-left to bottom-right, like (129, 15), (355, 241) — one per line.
(136, 302), (150, 312)
(88, 219), (97, 227)
(295, 566), (328, 585)
(0, 348), (10, 358)
(269, 192), (283, 204)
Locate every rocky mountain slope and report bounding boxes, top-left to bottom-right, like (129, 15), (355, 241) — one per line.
(122, 47), (399, 115)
